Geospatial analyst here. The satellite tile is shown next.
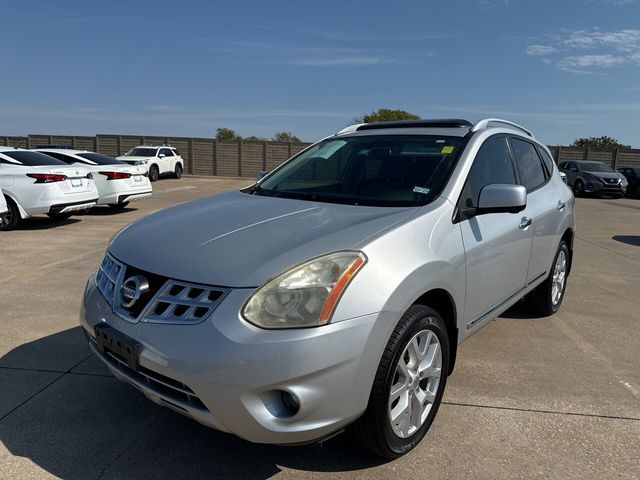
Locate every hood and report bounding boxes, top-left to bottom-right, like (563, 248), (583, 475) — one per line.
(584, 170), (622, 180)
(109, 190), (419, 287)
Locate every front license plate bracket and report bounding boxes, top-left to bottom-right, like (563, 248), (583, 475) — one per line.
(94, 323), (141, 371)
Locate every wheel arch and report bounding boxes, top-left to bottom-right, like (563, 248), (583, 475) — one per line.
(561, 228), (574, 275)
(3, 192), (29, 219)
(412, 288), (458, 375)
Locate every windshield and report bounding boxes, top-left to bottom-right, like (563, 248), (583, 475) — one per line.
(581, 162), (614, 173)
(253, 135), (467, 207)
(78, 153), (124, 165)
(2, 150), (67, 166)
(125, 147), (157, 157)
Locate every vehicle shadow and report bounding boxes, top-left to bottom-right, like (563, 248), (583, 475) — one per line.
(612, 235), (640, 247)
(0, 327), (385, 479)
(15, 217), (82, 230)
(85, 206), (137, 216)
(499, 300), (539, 320)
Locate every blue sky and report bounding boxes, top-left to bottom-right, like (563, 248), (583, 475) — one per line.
(2, 0), (640, 146)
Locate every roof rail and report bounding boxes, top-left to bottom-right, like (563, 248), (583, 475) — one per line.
(336, 123), (367, 135)
(357, 119), (472, 131)
(470, 118), (535, 139)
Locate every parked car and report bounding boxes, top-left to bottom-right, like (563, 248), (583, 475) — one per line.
(559, 160), (627, 197)
(34, 143), (75, 149)
(0, 147), (98, 230)
(617, 167), (640, 198)
(36, 149), (152, 210)
(0, 185), (7, 223)
(117, 145), (184, 182)
(81, 119), (575, 458)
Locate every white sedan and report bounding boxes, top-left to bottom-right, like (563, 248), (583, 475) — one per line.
(0, 147), (98, 230)
(36, 149), (152, 209)
(0, 185), (7, 222)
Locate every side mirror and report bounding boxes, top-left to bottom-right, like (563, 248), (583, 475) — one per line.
(159, 154), (166, 158)
(256, 170), (269, 181)
(477, 184), (527, 215)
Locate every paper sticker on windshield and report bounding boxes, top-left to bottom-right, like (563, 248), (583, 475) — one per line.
(441, 146), (454, 154)
(413, 186), (431, 195)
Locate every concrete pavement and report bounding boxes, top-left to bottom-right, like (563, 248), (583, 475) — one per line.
(1, 178), (638, 479)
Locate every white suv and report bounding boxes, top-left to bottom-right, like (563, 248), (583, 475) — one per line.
(117, 145), (184, 182)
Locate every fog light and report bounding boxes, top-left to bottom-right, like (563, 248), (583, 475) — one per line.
(281, 390), (300, 415)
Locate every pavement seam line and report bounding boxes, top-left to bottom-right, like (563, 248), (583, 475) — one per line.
(575, 236), (640, 264)
(442, 401), (640, 421)
(0, 354), (94, 422)
(0, 365), (113, 378)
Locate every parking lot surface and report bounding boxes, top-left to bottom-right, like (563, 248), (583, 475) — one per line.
(1, 177), (639, 479)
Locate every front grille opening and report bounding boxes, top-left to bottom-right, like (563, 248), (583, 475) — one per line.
(187, 288), (204, 299)
(169, 284), (184, 296)
(208, 290), (223, 302)
(194, 307), (208, 318)
(154, 302), (171, 316)
(174, 304), (189, 317)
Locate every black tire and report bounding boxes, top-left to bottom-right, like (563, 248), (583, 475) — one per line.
(108, 201), (130, 210)
(525, 240), (570, 317)
(47, 212), (73, 221)
(350, 305), (449, 459)
(0, 196), (20, 231)
(573, 180), (584, 197)
(174, 163), (183, 179)
(148, 165), (159, 182)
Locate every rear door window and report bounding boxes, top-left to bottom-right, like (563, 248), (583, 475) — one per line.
(510, 137), (546, 192)
(1, 151), (67, 166)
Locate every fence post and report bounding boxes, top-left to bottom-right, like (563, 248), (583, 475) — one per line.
(584, 146), (589, 161)
(117, 136), (122, 156)
(263, 141), (268, 171)
(612, 148), (619, 169)
(188, 138), (194, 175)
(288, 142), (292, 159)
(213, 139), (218, 176)
(238, 141), (243, 177)
(556, 145), (562, 164)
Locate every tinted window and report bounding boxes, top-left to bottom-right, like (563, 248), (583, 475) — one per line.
(580, 162), (614, 173)
(2, 151), (67, 166)
(172, 149), (180, 156)
(511, 138), (546, 192)
(160, 148), (173, 157)
(258, 135), (467, 207)
(125, 147), (158, 157)
(538, 147), (555, 176)
(462, 136), (516, 209)
(38, 151), (77, 164)
(77, 153), (124, 165)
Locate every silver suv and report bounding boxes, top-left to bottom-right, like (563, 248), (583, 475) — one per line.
(81, 118), (575, 458)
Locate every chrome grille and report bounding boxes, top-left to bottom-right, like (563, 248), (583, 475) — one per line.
(95, 253), (229, 324)
(144, 281), (229, 324)
(96, 255), (124, 304)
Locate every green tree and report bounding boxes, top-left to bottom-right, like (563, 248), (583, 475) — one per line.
(244, 135), (268, 141)
(272, 131), (302, 142)
(354, 108), (420, 123)
(571, 136), (631, 150)
(216, 127), (242, 140)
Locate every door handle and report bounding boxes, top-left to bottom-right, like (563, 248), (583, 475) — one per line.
(557, 200), (565, 211)
(519, 216), (532, 230)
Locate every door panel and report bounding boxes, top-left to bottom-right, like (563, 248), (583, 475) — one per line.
(461, 210), (533, 329)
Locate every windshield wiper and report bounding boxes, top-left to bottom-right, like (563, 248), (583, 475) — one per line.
(248, 184), (272, 196)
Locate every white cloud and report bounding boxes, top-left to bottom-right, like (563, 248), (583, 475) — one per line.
(526, 45), (558, 56)
(526, 28), (640, 73)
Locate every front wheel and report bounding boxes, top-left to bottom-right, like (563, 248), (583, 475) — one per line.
(525, 240), (569, 316)
(573, 180), (584, 196)
(148, 165), (159, 182)
(351, 305), (449, 459)
(174, 163), (183, 179)
(0, 197), (20, 231)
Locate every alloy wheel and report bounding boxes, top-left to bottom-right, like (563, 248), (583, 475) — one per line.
(552, 250), (567, 306)
(388, 328), (442, 438)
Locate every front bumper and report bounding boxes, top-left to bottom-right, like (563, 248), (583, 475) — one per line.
(80, 274), (390, 445)
(584, 181), (627, 195)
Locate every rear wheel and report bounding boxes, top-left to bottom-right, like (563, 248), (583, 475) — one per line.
(47, 212), (72, 221)
(108, 201), (130, 210)
(148, 165), (159, 182)
(525, 240), (569, 316)
(174, 163), (183, 179)
(0, 197), (20, 231)
(351, 305), (449, 459)
(573, 180), (584, 196)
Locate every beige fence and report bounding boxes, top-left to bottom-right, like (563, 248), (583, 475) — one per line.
(2, 134), (640, 177)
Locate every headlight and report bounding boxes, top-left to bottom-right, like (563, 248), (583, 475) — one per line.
(136, 160), (149, 165)
(242, 251), (367, 329)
